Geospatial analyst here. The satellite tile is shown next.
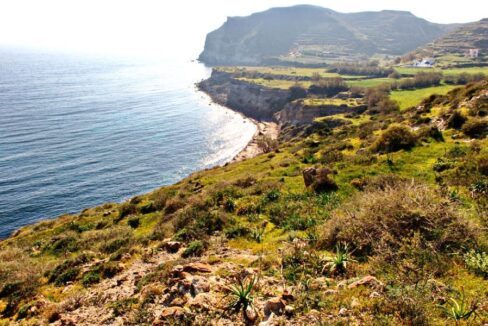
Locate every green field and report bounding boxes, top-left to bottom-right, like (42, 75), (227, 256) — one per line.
(395, 66), (488, 76)
(346, 77), (396, 88)
(390, 85), (459, 110)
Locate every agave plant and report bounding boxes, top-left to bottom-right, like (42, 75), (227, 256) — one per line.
(228, 275), (257, 313)
(323, 243), (355, 275)
(441, 291), (477, 321)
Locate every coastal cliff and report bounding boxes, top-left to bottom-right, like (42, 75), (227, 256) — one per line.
(198, 70), (289, 121)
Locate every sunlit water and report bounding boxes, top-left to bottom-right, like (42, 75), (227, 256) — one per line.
(0, 48), (256, 238)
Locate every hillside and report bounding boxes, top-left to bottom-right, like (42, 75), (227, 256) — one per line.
(199, 5), (456, 65)
(414, 18), (488, 67)
(1, 59), (487, 323)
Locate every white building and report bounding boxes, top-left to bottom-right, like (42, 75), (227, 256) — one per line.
(468, 49), (480, 58)
(412, 57), (435, 68)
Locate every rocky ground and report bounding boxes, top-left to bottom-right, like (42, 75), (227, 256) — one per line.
(43, 236), (382, 326)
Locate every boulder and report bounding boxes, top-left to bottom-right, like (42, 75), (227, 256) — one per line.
(347, 276), (383, 290)
(153, 307), (186, 324)
(302, 167), (337, 192)
(264, 297), (286, 316)
(183, 262), (212, 274)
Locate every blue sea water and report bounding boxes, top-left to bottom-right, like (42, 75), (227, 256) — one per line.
(0, 48), (256, 238)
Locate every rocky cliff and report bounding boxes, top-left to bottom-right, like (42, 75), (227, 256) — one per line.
(198, 70), (290, 121)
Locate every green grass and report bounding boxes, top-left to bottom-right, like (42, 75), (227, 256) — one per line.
(237, 77), (312, 90)
(395, 66), (488, 76)
(390, 85), (459, 111)
(346, 78), (396, 88)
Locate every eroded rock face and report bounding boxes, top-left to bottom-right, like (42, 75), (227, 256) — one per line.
(198, 71), (289, 121)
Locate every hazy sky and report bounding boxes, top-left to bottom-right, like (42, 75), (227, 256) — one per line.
(0, 0), (487, 58)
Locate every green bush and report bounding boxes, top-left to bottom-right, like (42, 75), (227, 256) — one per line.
(117, 202), (137, 221)
(181, 240), (205, 258)
(320, 182), (477, 265)
(462, 118), (488, 139)
(101, 238), (130, 254)
(464, 250), (488, 277)
(128, 217), (140, 229)
(372, 124), (417, 153)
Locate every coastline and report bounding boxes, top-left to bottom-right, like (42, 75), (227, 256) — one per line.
(230, 119), (279, 163)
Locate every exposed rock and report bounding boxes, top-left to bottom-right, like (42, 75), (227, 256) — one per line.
(338, 307), (348, 316)
(347, 276), (384, 290)
(187, 293), (216, 311)
(264, 297), (286, 316)
(369, 291), (382, 298)
(153, 307), (186, 324)
(302, 167), (338, 192)
(285, 305), (295, 317)
(245, 306), (259, 322)
(183, 262), (213, 274)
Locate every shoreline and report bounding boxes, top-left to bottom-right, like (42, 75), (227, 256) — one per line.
(230, 118), (279, 163)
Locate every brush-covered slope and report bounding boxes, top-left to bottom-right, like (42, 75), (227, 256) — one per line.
(1, 78), (487, 324)
(199, 5), (455, 65)
(416, 18), (488, 66)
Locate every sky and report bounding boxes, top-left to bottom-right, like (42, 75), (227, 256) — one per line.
(0, 0), (486, 59)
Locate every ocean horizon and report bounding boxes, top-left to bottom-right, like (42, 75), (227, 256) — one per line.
(0, 47), (256, 238)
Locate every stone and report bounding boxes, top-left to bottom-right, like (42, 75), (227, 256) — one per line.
(191, 276), (211, 295)
(245, 306), (258, 322)
(324, 289), (338, 295)
(302, 167), (337, 192)
(183, 262), (212, 273)
(338, 307), (348, 316)
(153, 307), (185, 324)
(347, 276), (383, 290)
(369, 291), (381, 299)
(264, 297), (286, 316)
(284, 305), (295, 316)
(187, 293), (215, 311)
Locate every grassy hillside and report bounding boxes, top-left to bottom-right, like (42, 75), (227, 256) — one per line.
(1, 71), (487, 324)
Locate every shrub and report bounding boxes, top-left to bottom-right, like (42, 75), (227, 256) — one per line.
(371, 124), (417, 153)
(117, 202), (137, 221)
(462, 118), (488, 139)
(101, 238), (130, 254)
(81, 270), (100, 287)
(447, 111), (466, 129)
(256, 135), (278, 153)
(288, 85), (307, 101)
(43, 235), (79, 255)
(181, 240), (205, 258)
(464, 250), (488, 277)
(308, 77), (348, 96)
(416, 126), (444, 142)
(128, 217), (140, 229)
(320, 182), (477, 260)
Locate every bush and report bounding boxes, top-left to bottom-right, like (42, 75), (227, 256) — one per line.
(319, 182), (477, 260)
(288, 85), (307, 101)
(462, 118), (487, 139)
(371, 124), (417, 153)
(464, 250), (488, 277)
(308, 77), (348, 96)
(256, 135), (278, 153)
(181, 240), (205, 258)
(117, 202), (137, 220)
(128, 217), (140, 229)
(101, 238), (130, 254)
(447, 111), (466, 129)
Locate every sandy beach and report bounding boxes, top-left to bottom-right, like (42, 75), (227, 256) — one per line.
(231, 119), (280, 163)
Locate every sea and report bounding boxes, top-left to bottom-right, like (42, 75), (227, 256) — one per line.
(0, 47), (256, 238)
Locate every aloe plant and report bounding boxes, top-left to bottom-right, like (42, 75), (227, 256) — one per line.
(323, 243), (355, 274)
(228, 275), (257, 313)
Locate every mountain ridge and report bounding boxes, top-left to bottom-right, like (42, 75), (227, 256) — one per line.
(199, 5), (459, 65)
